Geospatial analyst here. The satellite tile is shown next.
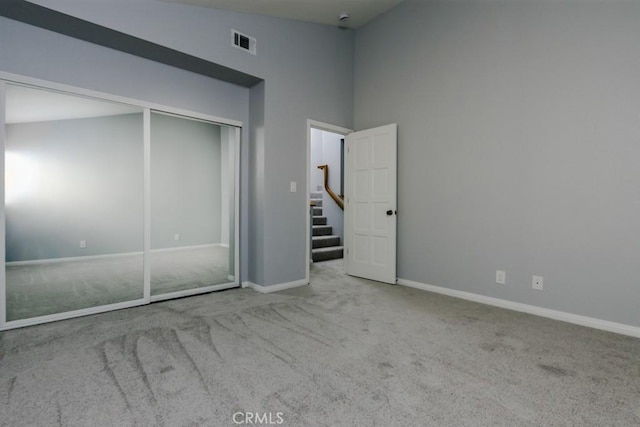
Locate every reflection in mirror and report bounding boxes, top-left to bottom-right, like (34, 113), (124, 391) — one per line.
(4, 84), (144, 321)
(150, 112), (235, 295)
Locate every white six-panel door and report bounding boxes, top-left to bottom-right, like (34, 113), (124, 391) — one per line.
(344, 124), (397, 284)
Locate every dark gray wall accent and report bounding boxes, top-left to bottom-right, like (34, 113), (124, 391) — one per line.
(4, 0), (355, 286)
(355, 0), (640, 326)
(0, 0), (261, 88)
(150, 113), (222, 250)
(6, 114), (144, 261)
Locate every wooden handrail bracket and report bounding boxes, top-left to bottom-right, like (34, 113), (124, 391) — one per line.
(317, 164), (344, 210)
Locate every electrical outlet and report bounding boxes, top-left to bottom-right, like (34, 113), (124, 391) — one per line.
(532, 275), (544, 290)
(174, 233), (180, 241)
(79, 240), (87, 248)
(290, 181), (297, 192)
(496, 270), (506, 285)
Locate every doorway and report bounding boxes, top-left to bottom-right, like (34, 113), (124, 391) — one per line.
(305, 120), (351, 282)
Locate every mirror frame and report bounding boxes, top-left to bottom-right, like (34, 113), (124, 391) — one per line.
(0, 72), (242, 330)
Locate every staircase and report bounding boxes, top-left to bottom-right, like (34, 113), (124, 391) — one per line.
(310, 192), (343, 262)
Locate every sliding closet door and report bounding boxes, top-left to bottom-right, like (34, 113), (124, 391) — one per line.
(3, 84), (145, 322)
(150, 112), (236, 297)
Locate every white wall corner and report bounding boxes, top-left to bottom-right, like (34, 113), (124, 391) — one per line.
(243, 279), (308, 294)
(396, 278), (640, 339)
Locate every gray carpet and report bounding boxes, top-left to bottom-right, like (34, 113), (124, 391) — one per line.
(6, 246), (231, 321)
(1, 260), (639, 426)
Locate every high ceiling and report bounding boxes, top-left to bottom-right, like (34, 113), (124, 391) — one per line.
(160, 0), (405, 28)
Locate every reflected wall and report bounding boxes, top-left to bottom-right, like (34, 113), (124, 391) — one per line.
(150, 112), (235, 295)
(4, 84), (144, 320)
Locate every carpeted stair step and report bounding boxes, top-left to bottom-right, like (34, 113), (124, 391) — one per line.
(310, 191), (343, 262)
(312, 235), (341, 249)
(312, 246), (344, 262)
(312, 225), (332, 236)
(313, 216), (327, 225)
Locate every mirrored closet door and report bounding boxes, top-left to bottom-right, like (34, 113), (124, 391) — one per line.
(150, 112), (236, 297)
(1, 79), (240, 329)
(3, 84), (145, 322)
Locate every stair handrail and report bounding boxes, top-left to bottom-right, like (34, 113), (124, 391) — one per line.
(317, 164), (344, 210)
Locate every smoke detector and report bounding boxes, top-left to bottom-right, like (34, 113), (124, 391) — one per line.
(339, 12), (350, 22)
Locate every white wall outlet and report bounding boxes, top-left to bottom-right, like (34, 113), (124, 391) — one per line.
(174, 233), (180, 241)
(79, 240), (87, 248)
(532, 275), (544, 290)
(290, 181), (297, 192)
(496, 270), (506, 285)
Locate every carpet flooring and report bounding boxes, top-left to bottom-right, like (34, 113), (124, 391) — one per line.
(1, 260), (639, 426)
(6, 246), (231, 321)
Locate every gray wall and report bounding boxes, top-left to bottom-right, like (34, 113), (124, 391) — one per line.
(220, 127), (231, 247)
(355, 0), (640, 326)
(150, 113), (222, 249)
(19, 0), (356, 286)
(309, 128), (324, 193)
(6, 114), (144, 261)
(6, 112), (224, 261)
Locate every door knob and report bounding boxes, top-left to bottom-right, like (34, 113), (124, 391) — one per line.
(386, 210), (393, 216)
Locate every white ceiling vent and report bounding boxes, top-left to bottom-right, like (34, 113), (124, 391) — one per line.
(232, 30), (256, 55)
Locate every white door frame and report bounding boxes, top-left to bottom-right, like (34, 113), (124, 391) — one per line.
(0, 72), (242, 330)
(305, 119), (352, 283)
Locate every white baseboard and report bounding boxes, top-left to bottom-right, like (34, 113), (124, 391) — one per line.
(1, 297), (147, 331)
(243, 279), (308, 294)
(396, 278), (640, 339)
(150, 281), (238, 303)
(151, 243), (221, 253)
(6, 243), (223, 266)
(7, 251), (143, 266)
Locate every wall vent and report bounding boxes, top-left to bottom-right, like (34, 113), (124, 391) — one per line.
(232, 30), (256, 55)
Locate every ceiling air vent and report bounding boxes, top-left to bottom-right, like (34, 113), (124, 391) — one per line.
(232, 30), (256, 55)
